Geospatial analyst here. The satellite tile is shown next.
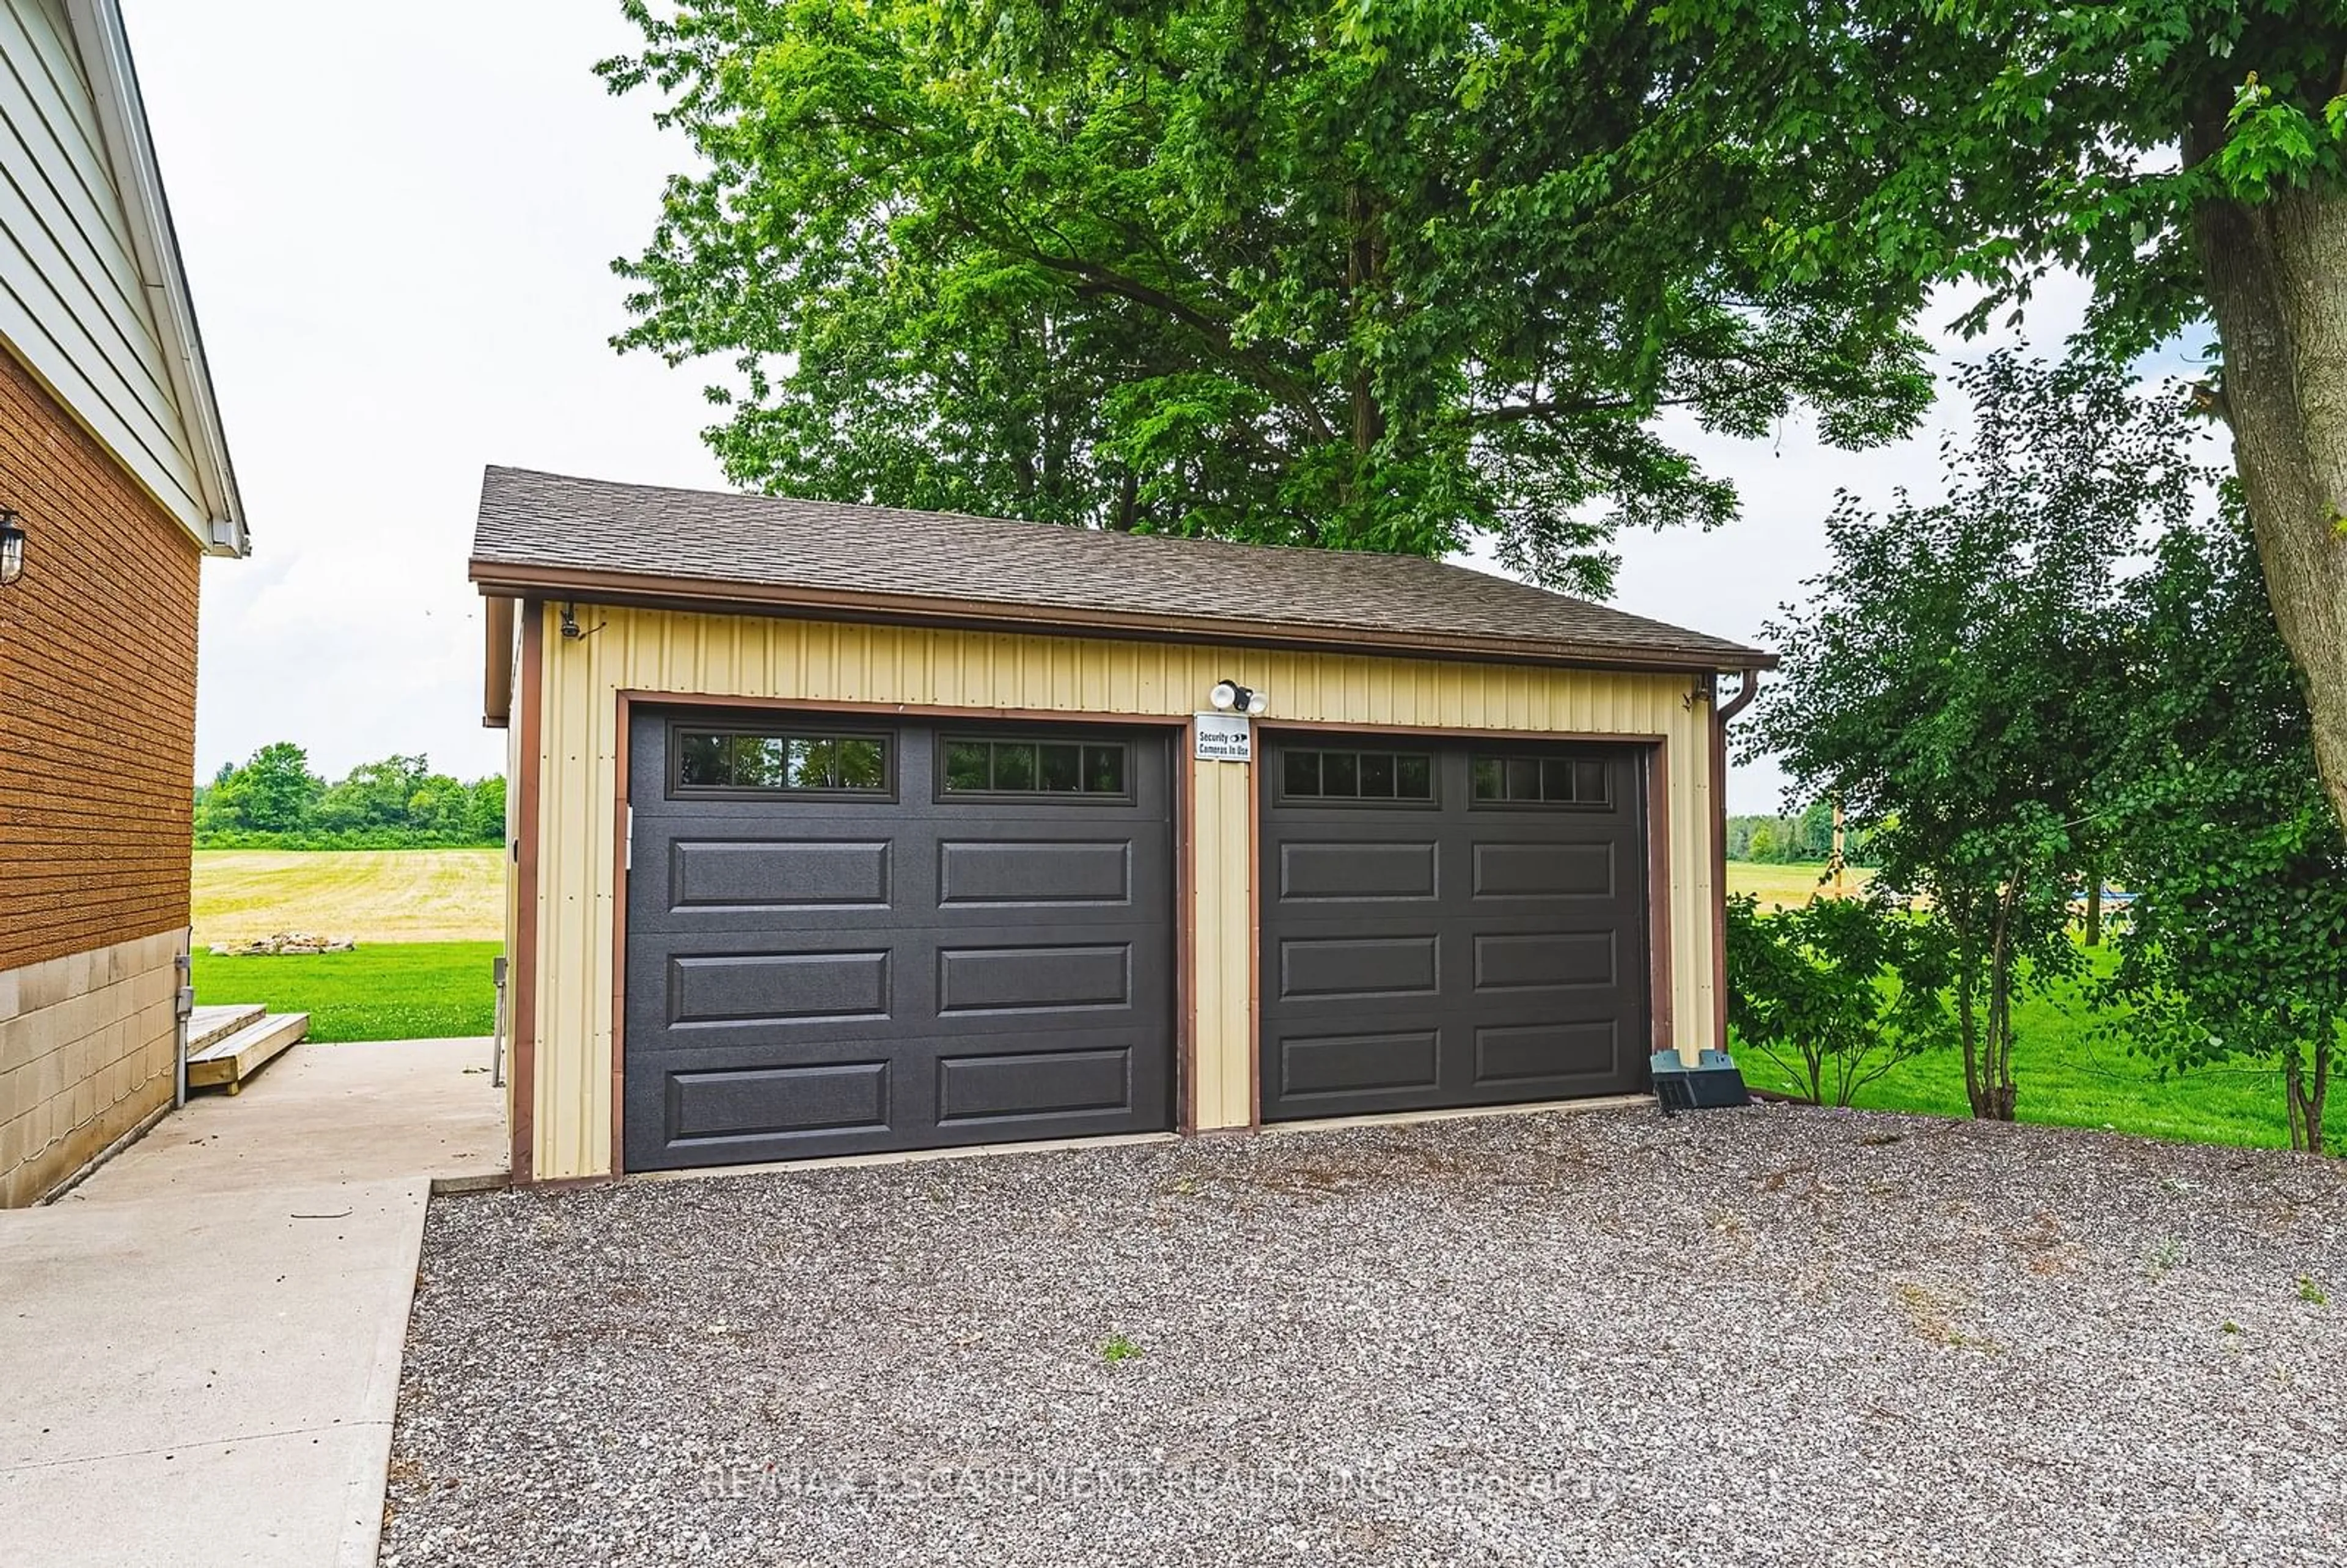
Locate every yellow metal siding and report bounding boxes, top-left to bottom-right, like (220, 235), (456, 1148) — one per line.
(527, 603), (1718, 1181)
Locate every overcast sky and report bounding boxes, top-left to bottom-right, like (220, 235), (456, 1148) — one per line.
(129, 2), (2118, 814)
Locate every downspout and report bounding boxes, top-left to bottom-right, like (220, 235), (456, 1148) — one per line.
(1714, 668), (1762, 729)
(1708, 669), (1762, 1060)
(173, 932), (194, 1108)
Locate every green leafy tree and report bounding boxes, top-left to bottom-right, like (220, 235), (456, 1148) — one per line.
(200, 742), (325, 834)
(192, 748), (507, 848)
(463, 776), (509, 844)
(315, 756), (433, 834)
(607, 2), (2347, 829)
(2104, 508), (2347, 1153)
(600, 0), (1935, 592)
(1786, 1), (2347, 835)
(1753, 354), (2202, 1120)
(1725, 892), (1953, 1107)
(1792, 799), (1836, 863)
(403, 774), (472, 837)
(1744, 822), (1782, 863)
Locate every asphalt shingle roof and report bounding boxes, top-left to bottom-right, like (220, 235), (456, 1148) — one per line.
(469, 466), (1768, 670)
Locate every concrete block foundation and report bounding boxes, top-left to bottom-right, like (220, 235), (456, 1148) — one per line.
(0, 928), (185, 1206)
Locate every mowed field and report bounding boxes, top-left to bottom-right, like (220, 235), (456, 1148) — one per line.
(193, 851), (1849, 942)
(191, 851), (505, 1039)
(193, 849), (504, 945)
(1724, 859), (1875, 907)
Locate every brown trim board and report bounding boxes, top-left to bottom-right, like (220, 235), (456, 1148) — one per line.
(510, 599), (544, 1182)
(1257, 718), (1669, 746)
(1177, 720), (1198, 1137)
(474, 563), (1776, 678)
(1645, 739), (1674, 1059)
(610, 693), (633, 1179)
(616, 690), (1195, 731)
(1246, 735), (1263, 1129)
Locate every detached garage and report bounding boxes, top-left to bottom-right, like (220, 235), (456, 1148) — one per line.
(472, 467), (1769, 1184)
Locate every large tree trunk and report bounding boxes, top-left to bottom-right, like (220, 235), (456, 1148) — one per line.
(2191, 177), (2347, 834)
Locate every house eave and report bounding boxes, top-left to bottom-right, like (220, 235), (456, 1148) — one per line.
(65, 0), (246, 559)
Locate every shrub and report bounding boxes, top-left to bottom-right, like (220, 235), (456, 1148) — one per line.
(1725, 892), (1952, 1107)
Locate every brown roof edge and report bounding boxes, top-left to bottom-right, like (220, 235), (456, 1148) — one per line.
(482, 595), (515, 728)
(467, 560), (1779, 676)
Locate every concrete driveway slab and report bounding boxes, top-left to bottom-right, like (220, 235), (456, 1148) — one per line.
(0, 1182), (424, 1467)
(0, 1424), (391, 1568)
(73, 1035), (504, 1203)
(0, 1038), (504, 1568)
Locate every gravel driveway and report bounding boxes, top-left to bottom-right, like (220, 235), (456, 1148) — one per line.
(382, 1105), (2347, 1567)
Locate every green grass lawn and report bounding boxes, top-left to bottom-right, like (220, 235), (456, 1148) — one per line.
(1734, 945), (2347, 1153)
(193, 940), (501, 1043)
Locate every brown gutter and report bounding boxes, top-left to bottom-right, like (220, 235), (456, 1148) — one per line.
(1710, 668), (1763, 1057)
(467, 559), (1778, 678)
(482, 596), (515, 728)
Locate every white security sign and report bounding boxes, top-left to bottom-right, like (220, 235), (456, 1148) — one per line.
(1194, 713), (1253, 763)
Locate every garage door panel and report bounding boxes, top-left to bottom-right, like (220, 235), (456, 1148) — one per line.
(1470, 840), (1615, 900)
(626, 711), (1175, 1170)
(1276, 840), (1439, 902)
(1470, 930), (1617, 993)
(666, 1061), (892, 1143)
(936, 942), (1133, 1015)
(937, 839), (1133, 906)
(1277, 934), (1441, 1000)
(936, 1046), (1134, 1124)
(664, 838), (894, 914)
(1276, 1029), (1443, 1102)
(1472, 1021), (1622, 1086)
(666, 950), (892, 1025)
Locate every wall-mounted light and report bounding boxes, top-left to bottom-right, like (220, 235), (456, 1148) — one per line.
(0, 509), (24, 587)
(1209, 678), (1269, 716)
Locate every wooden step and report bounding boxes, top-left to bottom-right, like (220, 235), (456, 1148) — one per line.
(186, 1013), (310, 1095)
(188, 1004), (265, 1054)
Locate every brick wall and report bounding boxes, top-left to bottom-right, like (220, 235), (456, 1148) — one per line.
(0, 345), (202, 969)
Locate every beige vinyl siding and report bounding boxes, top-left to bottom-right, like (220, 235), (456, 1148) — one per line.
(0, 0), (207, 532)
(524, 603), (1719, 1181)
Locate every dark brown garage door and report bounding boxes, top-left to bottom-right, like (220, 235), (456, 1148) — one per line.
(1258, 735), (1650, 1120)
(624, 710), (1175, 1171)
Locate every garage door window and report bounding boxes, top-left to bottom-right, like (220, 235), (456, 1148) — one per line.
(1280, 748), (1435, 804)
(943, 738), (1128, 799)
(673, 728), (891, 796)
(1470, 754), (1610, 807)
